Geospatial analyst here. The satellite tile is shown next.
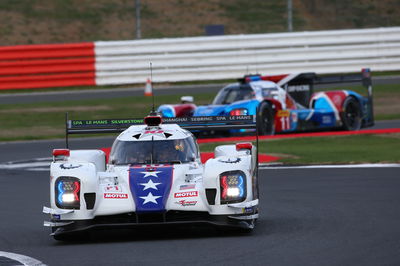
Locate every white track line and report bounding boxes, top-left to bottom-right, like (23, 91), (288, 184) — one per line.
(0, 251), (47, 266)
(0, 161), (51, 170)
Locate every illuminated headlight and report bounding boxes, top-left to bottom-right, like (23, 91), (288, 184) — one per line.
(55, 177), (80, 209)
(62, 193), (76, 203)
(229, 108), (248, 116)
(227, 187), (240, 197)
(220, 171), (246, 204)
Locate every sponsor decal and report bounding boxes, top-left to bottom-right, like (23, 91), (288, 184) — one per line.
(71, 119), (143, 127)
(218, 157), (241, 164)
(322, 116), (333, 124)
(103, 185), (122, 192)
(176, 200), (197, 206)
(243, 207), (254, 214)
(174, 191), (198, 198)
(229, 115), (251, 120)
(52, 214), (61, 220)
(111, 119), (143, 125)
(180, 184), (196, 190)
(141, 130), (166, 139)
(104, 193), (128, 199)
(144, 130), (164, 134)
(192, 116), (213, 121)
(163, 116), (252, 123)
(277, 110), (290, 117)
(163, 117), (190, 123)
(287, 85), (310, 92)
(60, 163), (82, 169)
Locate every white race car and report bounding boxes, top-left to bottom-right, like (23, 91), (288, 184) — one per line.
(43, 113), (259, 240)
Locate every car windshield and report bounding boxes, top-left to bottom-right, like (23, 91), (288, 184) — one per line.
(212, 85), (254, 105)
(262, 87), (279, 98)
(109, 137), (199, 165)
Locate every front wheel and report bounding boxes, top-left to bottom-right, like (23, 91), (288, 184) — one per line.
(257, 102), (275, 135)
(341, 97), (362, 131)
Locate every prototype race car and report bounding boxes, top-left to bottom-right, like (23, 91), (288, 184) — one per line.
(43, 114), (259, 240)
(158, 69), (374, 135)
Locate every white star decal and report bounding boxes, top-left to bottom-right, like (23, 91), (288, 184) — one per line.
(139, 179), (161, 191)
(140, 192), (161, 205)
(140, 171), (162, 178)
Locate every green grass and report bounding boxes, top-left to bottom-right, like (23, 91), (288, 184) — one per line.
(0, 0), (137, 24)
(0, 92), (215, 141)
(315, 83), (400, 96)
(0, 84), (141, 95)
(0, 83), (399, 141)
(1, 83), (399, 164)
(376, 114), (400, 120)
(1, 0), (399, 45)
(199, 134), (400, 164)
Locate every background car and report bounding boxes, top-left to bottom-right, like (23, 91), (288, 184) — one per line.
(158, 69), (374, 135)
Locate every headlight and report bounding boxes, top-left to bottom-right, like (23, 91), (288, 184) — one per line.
(55, 177), (81, 209)
(220, 171), (246, 204)
(229, 108), (248, 116)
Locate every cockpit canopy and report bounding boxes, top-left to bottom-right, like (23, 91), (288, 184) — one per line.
(212, 83), (281, 105)
(109, 136), (200, 165)
(212, 84), (254, 105)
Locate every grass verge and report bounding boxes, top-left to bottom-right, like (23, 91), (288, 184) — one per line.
(0, 83), (399, 141)
(0, 92), (215, 141)
(199, 134), (400, 164)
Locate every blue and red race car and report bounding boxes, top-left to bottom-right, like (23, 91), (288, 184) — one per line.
(158, 69), (374, 135)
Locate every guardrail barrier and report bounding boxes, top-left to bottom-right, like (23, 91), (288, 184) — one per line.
(1, 27), (399, 90)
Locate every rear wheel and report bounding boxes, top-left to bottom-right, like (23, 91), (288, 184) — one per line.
(257, 102), (275, 135)
(341, 97), (362, 131)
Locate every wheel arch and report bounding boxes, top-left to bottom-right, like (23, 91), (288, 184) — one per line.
(340, 94), (363, 130)
(342, 91), (365, 116)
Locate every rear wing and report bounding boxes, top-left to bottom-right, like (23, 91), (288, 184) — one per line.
(65, 114), (258, 148)
(247, 69), (372, 108)
(276, 69), (372, 108)
(66, 115), (256, 134)
(281, 69), (373, 127)
(65, 113), (259, 172)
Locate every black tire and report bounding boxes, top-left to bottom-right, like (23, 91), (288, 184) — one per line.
(341, 97), (362, 131)
(257, 102), (275, 135)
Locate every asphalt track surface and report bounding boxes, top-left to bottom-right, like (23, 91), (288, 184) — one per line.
(0, 84), (222, 105)
(0, 77), (399, 265)
(0, 163), (400, 265)
(0, 137), (400, 266)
